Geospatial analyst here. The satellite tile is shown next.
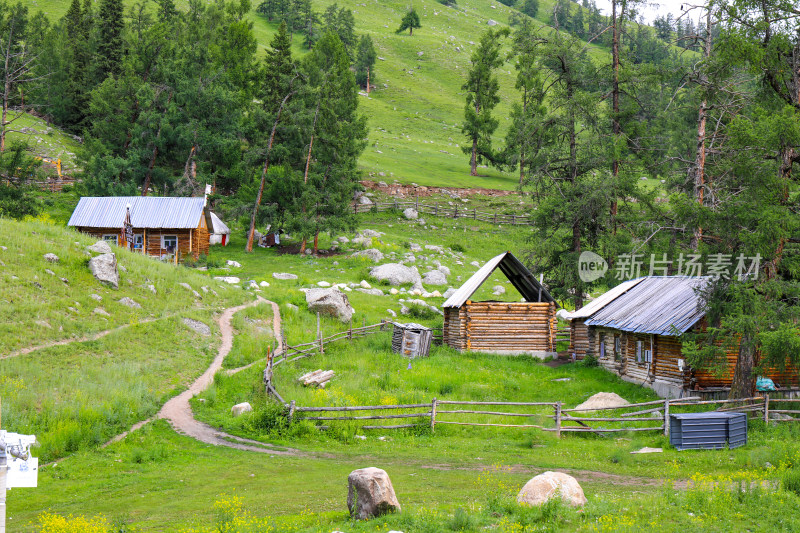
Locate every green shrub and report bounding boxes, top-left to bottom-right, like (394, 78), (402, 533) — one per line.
(578, 354), (599, 367)
(449, 243), (466, 253)
(407, 303), (439, 320)
(783, 468), (800, 496)
(447, 508), (475, 531)
(246, 401), (289, 435)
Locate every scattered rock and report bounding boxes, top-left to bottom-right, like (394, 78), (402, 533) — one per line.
(118, 297), (141, 309)
(93, 307), (110, 316)
(574, 392), (630, 411)
(226, 260), (242, 268)
(358, 195), (373, 205)
(90, 293), (102, 301)
(361, 229), (383, 238)
(442, 287), (457, 299)
(470, 261), (480, 267)
(370, 263), (423, 290)
(184, 318), (211, 336)
(492, 285), (505, 295)
(148, 285), (157, 294)
(437, 265), (451, 277)
(360, 280), (372, 289)
(273, 272), (298, 280)
(352, 236), (373, 247)
(259, 281), (270, 288)
(409, 243), (422, 252)
(35, 320), (51, 329)
(43, 253), (59, 263)
(424, 245), (443, 253)
(214, 276), (241, 284)
(389, 288), (399, 295)
(306, 288), (354, 322)
(356, 288), (384, 296)
(88, 253), (119, 289)
(179, 282), (193, 291)
(422, 270), (447, 285)
(517, 472), (587, 508)
(487, 19), (498, 26)
(285, 303), (299, 312)
(87, 241), (113, 255)
(45, 268), (55, 276)
(317, 281), (331, 287)
(338, 236), (350, 244)
(231, 402), (253, 416)
(551, 378), (572, 382)
(347, 467), (401, 520)
(351, 249), (384, 263)
(387, 309), (397, 317)
(403, 208), (418, 220)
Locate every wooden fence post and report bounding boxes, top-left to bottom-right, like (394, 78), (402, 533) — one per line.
(454, 205), (458, 219)
(434, 203), (438, 217)
(663, 399), (670, 436)
(288, 400), (296, 424)
(512, 214), (516, 225)
(415, 193), (419, 211)
(348, 319), (353, 340)
(764, 393), (770, 424)
(431, 397), (437, 433)
(394, 198), (398, 210)
(493, 212), (497, 224)
(317, 312), (324, 354)
(555, 402), (562, 439)
(473, 208), (477, 219)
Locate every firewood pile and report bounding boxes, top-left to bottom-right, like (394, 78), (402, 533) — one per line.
(297, 369), (335, 388)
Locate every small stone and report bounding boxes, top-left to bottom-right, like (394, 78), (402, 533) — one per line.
(90, 293), (102, 301)
(93, 307), (110, 316)
(259, 281), (270, 287)
(213, 276), (241, 284)
(118, 297), (141, 309)
(273, 272), (299, 280)
(318, 281), (331, 287)
(226, 260), (242, 268)
(184, 318), (211, 336)
(43, 253), (59, 263)
(87, 241), (113, 255)
(148, 285), (157, 294)
(179, 282), (193, 291)
(231, 402), (253, 416)
(45, 269), (55, 276)
(360, 280), (372, 289)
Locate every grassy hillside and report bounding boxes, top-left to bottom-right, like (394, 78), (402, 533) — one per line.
(28, 0), (620, 191)
(6, 112), (82, 172)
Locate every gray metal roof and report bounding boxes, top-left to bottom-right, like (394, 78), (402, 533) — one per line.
(567, 278), (645, 320)
(442, 251), (555, 308)
(582, 276), (710, 336)
(68, 197), (208, 229)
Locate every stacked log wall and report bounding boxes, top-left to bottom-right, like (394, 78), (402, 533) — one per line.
(570, 319), (590, 358)
(75, 226), (201, 261)
(461, 301), (556, 353)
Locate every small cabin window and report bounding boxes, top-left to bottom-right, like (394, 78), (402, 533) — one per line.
(599, 334), (605, 358)
(636, 340), (643, 363)
(614, 336), (621, 354)
(133, 234), (143, 251)
(162, 235), (177, 253)
(102, 234), (118, 245)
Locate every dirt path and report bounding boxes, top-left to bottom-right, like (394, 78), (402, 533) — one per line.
(107, 297), (301, 455)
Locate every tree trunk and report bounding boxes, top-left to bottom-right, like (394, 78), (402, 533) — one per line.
(730, 333), (756, 399)
(313, 231), (319, 253)
(141, 91), (174, 196)
(246, 90), (294, 252)
(519, 88), (527, 187)
(366, 67), (370, 94)
(610, 0), (620, 234)
(690, 8), (713, 250)
(470, 101), (479, 176)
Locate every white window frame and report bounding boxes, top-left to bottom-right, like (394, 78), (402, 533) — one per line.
(599, 334), (605, 358)
(102, 234), (118, 246)
(162, 235), (178, 253)
(133, 234), (144, 251)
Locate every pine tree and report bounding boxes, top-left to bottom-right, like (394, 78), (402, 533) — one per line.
(519, 0), (539, 19)
(396, 9), (421, 36)
(96, 0), (124, 78)
(354, 34), (376, 89)
(335, 8), (356, 56)
(461, 27), (509, 176)
(156, 0), (178, 20)
(262, 22), (296, 114)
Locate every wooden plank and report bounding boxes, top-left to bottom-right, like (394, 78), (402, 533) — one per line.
(362, 424), (422, 429)
(303, 413), (430, 421)
(560, 426), (663, 433)
(435, 421), (554, 429)
(560, 416), (664, 422)
(296, 403), (431, 412)
(437, 401), (556, 406)
(437, 410), (542, 417)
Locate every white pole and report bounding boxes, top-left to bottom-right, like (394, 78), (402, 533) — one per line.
(0, 450), (6, 533)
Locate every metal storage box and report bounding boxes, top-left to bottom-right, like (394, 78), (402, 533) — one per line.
(669, 412), (747, 450)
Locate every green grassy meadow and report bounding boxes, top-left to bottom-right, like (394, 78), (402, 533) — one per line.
(3, 205), (800, 531)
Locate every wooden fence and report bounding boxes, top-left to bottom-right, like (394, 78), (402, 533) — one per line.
(353, 199), (533, 226)
(2, 177), (79, 192)
(283, 395), (800, 436)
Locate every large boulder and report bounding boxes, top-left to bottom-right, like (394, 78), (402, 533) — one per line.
(87, 240), (113, 255)
(517, 472), (587, 507)
(231, 402), (252, 416)
(351, 249), (384, 263)
(370, 263), (422, 290)
(347, 467), (401, 520)
(305, 288), (354, 322)
(403, 208), (418, 220)
(422, 270), (447, 286)
(88, 253), (119, 289)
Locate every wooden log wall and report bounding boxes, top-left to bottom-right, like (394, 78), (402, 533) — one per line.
(75, 226), (205, 262)
(569, 319), (590, 358)
(592, 328), (622, 375)
(621, 332), (653, 384)
(450, 301), (556, 354)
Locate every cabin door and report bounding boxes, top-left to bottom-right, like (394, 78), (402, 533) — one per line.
(402, 331), (421, 358)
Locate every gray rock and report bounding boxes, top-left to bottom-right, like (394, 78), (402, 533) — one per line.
(305, 288), (354, 322)
(285, 303), (299, 312)
(45, 268), (55, 276)
(118, 297), (141, 309)
(488, 19), (497, 26)
(422, 270), (447, 286)
(517, 472), (587, 508)
(347, 467), (401, 520)
(226, 260), (242, 268)
(387, 309), (397, 317)
(44, 253), (59, 263)
(409, 243), (422, 252)
(351, 248), (384, 263)
(442, 287), (457, 299)
(214, 276), (241, 284)
(338, 236), (350, 244)
(352, 236), (373, 247)
(179, 282), (193, 291)
(148, 285), (157, 294)
(87, 241), (113, 255)
(93, 307), (110, 316)
(90, 293), (102, 301)
(403, 208), (418, 220)
(361, 229), (383, 238)
(470, 261), (480, 267)
(184, 318), (211, 336)
(424, 245), (443, 253)
(273, 272), (299, 280)
(356, 288), (385, 296)
(492, 285), (506, 295)
(438, 265), (451, 277)
(231, 402), (253, 416)
(317, 281), (331, 287)
(88, 253), (119, 289)
(358, 195), (373, 205)
(370, 263), (423, 290)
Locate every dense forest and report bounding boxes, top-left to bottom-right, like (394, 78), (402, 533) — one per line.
(0, 0), (797, 396)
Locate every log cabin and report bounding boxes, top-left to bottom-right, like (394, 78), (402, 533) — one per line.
(68, 196), (213, 262)
(442, 252), (558, 358)
(567, 276), (798, 398)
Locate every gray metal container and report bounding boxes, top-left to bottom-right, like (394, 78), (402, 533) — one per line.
(669, 412), (747, 450)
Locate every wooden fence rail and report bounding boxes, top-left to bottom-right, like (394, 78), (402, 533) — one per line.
(353, 200), (533, 226)
(284, 394), (800, 436)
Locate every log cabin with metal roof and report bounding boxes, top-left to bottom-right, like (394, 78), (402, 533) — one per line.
(567, 276), (799, 398)
(441, 252), (558, 358)
(68, 197), (213, 262)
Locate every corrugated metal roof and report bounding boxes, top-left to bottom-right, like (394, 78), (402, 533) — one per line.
(567, 278), (645, 320)
(442, 252), (555, 308)
(210, 212), (230, 234)
(583, 276), (710, 336)
(68, 197), (207, 229)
